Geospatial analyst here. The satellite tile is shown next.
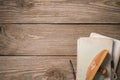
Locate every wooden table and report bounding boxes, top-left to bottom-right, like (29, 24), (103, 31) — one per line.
(0, 0), (120, 80)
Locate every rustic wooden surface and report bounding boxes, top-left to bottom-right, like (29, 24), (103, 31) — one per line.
(0, 0), (120, 80)
(0, 24), (120, 80)
(0, 24), (120, 55)
(0, 56), (76, 80)
(0, 0), (120, 23)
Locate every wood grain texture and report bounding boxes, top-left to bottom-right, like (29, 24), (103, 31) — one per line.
(0, 0), (120, 23)
(0, 56), (120, 80)
(0, 56), (76, 80)
(0, 24), (120, 55)
(0, 1), (120, 80)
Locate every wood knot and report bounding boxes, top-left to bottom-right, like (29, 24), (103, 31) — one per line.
(115, 1), (120, 7)
(0, 25), (7, 36)
(89, 0), (120, 8)
(42, 69), (66, 80)
(16, 0), (34, 9)
(0, 25), (10, 51)
(110, 0), (120, 8)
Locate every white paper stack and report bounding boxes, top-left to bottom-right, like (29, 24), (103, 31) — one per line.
(77, 33), (120, 80)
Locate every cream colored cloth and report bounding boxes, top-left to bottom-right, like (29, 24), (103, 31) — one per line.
(90, 33), (120, 71)
(77, 37), (113, 80)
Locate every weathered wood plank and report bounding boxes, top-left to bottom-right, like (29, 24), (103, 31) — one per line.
(0, 24), (120, 55)
(0, 56), (120, 80)
(0, 0), (120, 23)
(0, 56), (76, 80)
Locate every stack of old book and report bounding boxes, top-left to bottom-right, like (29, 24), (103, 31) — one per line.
(77, 33), (120, 80)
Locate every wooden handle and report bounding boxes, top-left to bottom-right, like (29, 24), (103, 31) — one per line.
(86, 50), (108, 80)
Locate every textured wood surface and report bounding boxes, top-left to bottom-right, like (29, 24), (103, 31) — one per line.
(0, 0), (120, 23)
(0, 24), (120, 55)
(0, 57), (120, 80)
(0, 56), (76, 80)
(0, 0), (120, 80)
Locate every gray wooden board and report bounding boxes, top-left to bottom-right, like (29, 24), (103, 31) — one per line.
(0, 0), (120, 23)
(0, 24), (120, 56)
